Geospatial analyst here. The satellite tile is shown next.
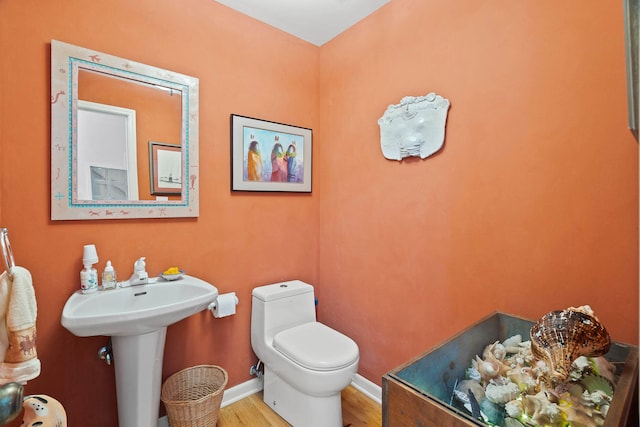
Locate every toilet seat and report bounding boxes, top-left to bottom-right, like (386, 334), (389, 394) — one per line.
(273, 322), (359, 371)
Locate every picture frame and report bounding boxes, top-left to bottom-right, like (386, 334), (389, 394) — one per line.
(231, 114), (312, 192)
(149, 141), (182, 195)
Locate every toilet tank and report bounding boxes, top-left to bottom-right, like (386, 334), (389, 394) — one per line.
(252, 280), (316, 339)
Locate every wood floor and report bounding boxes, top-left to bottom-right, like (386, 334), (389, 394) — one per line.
(217, 386), (382, 427)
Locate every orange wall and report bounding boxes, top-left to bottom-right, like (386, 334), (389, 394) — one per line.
(0, 0), (637, 425)
(317, 0), (639, 384)
(0, 0), (318, 424)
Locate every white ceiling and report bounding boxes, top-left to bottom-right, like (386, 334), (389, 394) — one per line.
(215, 0), (390, 46)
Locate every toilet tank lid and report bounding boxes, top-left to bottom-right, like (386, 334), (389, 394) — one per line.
(252, 280), (313, 302)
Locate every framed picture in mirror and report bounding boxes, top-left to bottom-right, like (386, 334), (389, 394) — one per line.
(231, 114), (312, 192)
(149, 142), (182, 195)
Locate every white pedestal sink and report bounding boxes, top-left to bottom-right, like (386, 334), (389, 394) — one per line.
(61, 275), (218, 427)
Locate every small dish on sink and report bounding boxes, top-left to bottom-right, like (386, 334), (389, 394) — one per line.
(160, 270), (184, 281)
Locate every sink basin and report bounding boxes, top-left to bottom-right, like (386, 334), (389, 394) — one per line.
(61, 274), (218, 336)
(60, 274), (219, 427)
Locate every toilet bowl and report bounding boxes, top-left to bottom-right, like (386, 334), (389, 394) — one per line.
(251, 280), (359, 427)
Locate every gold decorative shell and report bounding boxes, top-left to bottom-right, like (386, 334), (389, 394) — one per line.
(530, 306), (610, 383)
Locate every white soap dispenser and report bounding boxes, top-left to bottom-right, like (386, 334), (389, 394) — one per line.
(80, 244), (99, 294)
(129, 257), (148, 286)
(80, 263), (98, 294)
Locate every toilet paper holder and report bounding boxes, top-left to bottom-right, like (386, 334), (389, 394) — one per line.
(208, 292), (239, 318)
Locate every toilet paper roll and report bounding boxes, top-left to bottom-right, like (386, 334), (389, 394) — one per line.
(212, 292), (238, 318)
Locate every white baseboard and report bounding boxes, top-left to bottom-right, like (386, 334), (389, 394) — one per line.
(157, 373), (381, 426)
(351, 373), (382, 404)
(221, 376), (264, 407)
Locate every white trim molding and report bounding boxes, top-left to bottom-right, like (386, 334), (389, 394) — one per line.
(221, 376), (264, 407)
(351, 373), (382, 404)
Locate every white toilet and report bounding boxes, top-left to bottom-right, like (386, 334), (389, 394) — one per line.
(250, 280), (359, 427)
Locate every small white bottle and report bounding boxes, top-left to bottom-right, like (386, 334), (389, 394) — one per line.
(101, 260), (117, 290)
(80, 263), (98, 294)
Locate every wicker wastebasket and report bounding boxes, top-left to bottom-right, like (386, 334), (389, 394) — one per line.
(161, 365), (228, 427)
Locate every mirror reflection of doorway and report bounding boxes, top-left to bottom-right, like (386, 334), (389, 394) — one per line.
(77, 100), (139, 200)
(90, 166), (128, 200)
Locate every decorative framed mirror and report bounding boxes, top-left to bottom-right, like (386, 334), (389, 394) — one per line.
(624, 0), (639, 140)
(51, 40), (199, 220)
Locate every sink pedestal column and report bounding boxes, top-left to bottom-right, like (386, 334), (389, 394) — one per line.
(112, 327), (167, 427)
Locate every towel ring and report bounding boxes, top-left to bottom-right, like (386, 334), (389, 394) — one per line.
(1, 228), (15, 278)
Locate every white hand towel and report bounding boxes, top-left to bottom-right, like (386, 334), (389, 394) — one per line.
(0, 271), (10, 363)
(0, 266), (40, 384)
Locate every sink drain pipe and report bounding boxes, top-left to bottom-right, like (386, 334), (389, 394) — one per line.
(98, 340), (113, 366)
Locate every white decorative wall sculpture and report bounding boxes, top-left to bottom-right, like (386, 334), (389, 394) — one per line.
(378, 92), (450, 161)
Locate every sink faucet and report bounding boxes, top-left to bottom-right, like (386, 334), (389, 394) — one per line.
(125, 257), (149, 287)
